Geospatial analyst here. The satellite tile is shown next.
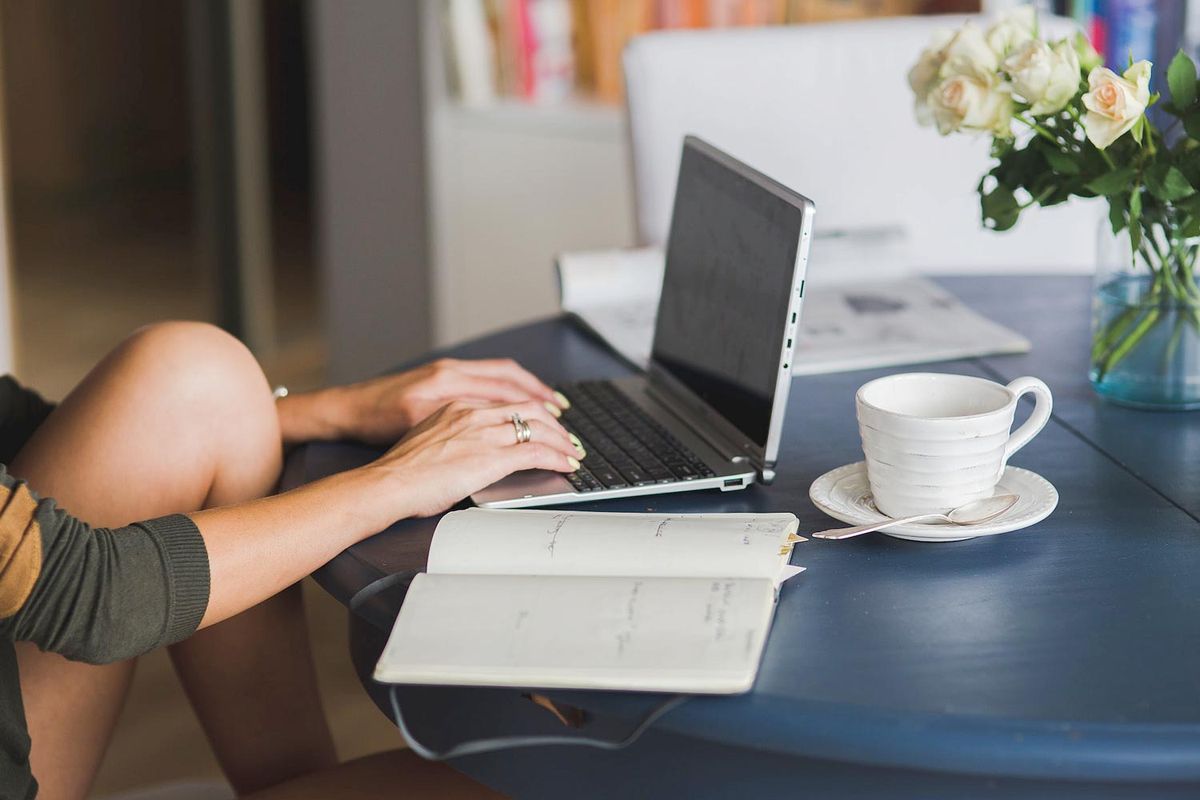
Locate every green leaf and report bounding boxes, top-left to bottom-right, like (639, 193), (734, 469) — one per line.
(989, 211), (1021, 232)
(1130, 221), (1143, 255)
(1087, 168), (1137, 196)
(1181, 216), (1200, 238)
(1108, 194), (1127, 234)
(1129, 186), (1143, 221)
(1184, 109), (1200, 140)
(980, 184), (1020, 231)
(1177, 192), (1200, 216)
(1161, 51), (1190, 106)
(1131, 116), (1144, 144)
(1041, 146), (1081, 175)
(1145, 164), (1195, 201)
(1169, 50), (1198, 108)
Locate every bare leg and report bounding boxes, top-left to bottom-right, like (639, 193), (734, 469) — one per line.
(12, 322), (335, 798)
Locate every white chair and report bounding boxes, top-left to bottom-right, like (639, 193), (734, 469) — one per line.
(622, 14), (1102, 275)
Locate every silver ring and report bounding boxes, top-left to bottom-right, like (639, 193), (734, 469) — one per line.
(511, 413), (532, 445)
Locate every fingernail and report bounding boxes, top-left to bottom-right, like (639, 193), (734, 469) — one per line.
(543, 401), (562, 418)
(567, 456), (580, 470)
(554, 391), (571, 409)
(568, 433), (582, 447)
(574, 445), (587, 459)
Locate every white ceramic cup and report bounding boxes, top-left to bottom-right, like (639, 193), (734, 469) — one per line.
(855, 373), (1053, 518)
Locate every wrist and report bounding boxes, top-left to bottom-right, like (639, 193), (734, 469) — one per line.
(277, 386), (361, 445)
(348, 460), (419, 530)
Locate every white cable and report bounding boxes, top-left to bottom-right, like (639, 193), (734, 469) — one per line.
(388, 685), (689, 761)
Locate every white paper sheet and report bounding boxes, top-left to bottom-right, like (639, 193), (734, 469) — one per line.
(555, 245), (1029, 375)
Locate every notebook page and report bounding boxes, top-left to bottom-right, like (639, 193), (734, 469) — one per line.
(428, 509), (800, 583)
(374, 573), (777, 693)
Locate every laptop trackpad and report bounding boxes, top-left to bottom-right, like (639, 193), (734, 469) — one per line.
(471, 470), (575, 506)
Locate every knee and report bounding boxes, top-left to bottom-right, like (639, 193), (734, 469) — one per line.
(113, 321), (279, 448)
(121, 322), (269, 397)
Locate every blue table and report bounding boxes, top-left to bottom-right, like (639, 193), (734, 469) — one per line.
(282, 275), (1200, 798)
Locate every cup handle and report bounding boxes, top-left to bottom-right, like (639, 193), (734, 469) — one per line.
(1001, 376), (1053, 470)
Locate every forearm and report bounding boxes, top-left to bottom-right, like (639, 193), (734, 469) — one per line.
(191, 462), (403, 627)
(275, 386), (358, 446)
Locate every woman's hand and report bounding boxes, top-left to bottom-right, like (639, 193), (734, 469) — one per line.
(193, 398), (581, 627)
(276, 358), (570, 446)
(369, 399), (582, 518)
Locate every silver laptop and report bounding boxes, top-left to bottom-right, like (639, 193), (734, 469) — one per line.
(473, 136), (815, 509)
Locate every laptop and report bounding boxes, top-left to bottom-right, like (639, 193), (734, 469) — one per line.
(473, 135), (815, 509)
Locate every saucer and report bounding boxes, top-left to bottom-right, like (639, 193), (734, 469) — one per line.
(808, 461), (1058, 542)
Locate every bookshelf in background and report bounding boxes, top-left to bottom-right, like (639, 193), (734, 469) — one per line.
(1062, 0), (1190, 84)
(440, 0), (951, 109)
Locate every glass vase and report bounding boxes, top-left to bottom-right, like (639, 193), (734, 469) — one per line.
(1090, 220), (1200, 411)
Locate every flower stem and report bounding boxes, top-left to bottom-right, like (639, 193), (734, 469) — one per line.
(1097, 306), (1161, 380)
(1017, 114), (1064, 147)
(1091, 303), (1141, 362)
(1163, 314), (1185, 372)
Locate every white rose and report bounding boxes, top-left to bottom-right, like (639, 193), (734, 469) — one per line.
(986, 6), (1038, 59)
(1003, 38), (1081, 115)
(941, 23), (1000, 82)
(929, 74), (1014, 137)
(1082, 60), (1152, 149)
(908, 30), (954, 126)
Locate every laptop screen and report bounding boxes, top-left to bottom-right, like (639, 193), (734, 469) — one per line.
(650, 140), (805, 448)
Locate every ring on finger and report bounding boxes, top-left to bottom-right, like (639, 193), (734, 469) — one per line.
(511, 413), (532, 445)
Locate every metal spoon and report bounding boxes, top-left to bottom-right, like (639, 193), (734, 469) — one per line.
(811, 494), (1020, 540)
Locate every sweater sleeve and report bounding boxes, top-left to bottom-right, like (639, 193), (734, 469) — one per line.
(0, 377), (55, 465)
(0, 468), (210, 664)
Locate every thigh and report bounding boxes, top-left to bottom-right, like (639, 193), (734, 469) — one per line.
(11, 322), (283, 800)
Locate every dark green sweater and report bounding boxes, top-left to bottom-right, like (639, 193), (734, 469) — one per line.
(0, 377), (210, 799)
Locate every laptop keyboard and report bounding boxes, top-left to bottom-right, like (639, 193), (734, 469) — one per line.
(556, 381), (716, 494)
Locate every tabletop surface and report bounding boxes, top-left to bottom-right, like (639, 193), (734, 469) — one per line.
(284, 275), (1200, 781)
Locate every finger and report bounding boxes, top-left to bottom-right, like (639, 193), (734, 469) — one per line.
(487, 419), (579, 459)
(527, 420), (582, 459)
(507, 399), (573, 433)
(471, 400), (570, 436)
(505, 442), (580, 474)
(441, 372), (539, 406)
(453, 358), (559, 406)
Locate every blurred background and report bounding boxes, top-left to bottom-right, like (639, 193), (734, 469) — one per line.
(0, 0), (1182, 794)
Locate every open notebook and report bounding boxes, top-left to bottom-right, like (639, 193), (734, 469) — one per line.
(375, 509), (804, 694)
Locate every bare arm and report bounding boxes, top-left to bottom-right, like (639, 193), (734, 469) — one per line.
(275, 358), (568, 446)
(194, 399), (581, 628)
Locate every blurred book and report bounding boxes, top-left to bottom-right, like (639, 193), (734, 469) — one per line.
(556, 245), (1030, 375)
(440, 0), (929, 106)
(1064, 0), (1186, 80)
(1097, 0), (1157, 66)
(443, 0), (498, 106)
